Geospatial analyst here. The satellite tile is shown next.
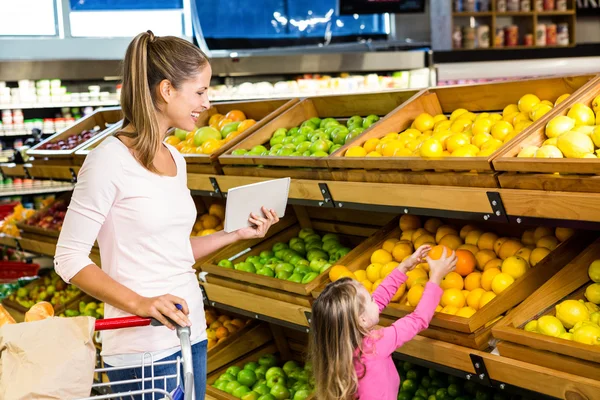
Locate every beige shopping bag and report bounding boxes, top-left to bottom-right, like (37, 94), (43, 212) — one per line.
(0, 316), (96, 399)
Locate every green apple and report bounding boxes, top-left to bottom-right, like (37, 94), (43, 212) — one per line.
(232, 149), (249, 156)
(215, 380), (229, 391)
(282, 136), (295, 145)
(303, 361), (312, 374)
(227, 366), (242, 377)
(174, 128), (188, 141)
(260, 250), (274, 259)
(309, 259), (327, 273)
(293, 390), (311, 400)
(345, 130), (362, 144)
(282, 361), (299, 376)
(269, 135), (284, 147)
(287, 127), (299, 136)
(257, 395), (276, 400)
(244, 362), (259, 371)
(237, 369), (258, 387)
(310, 151), (328, 157)
(362, 114), (380, 128)
(322, 241), (340, 253)
(322, 234), (339, 242)
(256, 267), (275, 277)
(292, 134), (307, 145)
(253, 383), (270, 396)
(307, 249), (328, 262)
(298, 126), (314, 136)
(276, 148), (294, 156)
(289, 242), (305, 256)
(247, 256), (260, 264)
(249, 145), (268, 155)
(319, 263), (332, 274)
(276, 270), (292, 280)
(225, 381), (242, 394)
(238, 263), (257, 274)
(272, 243), (289, 252)
(290, 152), (302, 156)
(308, 117), (322, 127)
(329, 144), (342, 154)
(320, 117), (338, 129)
(194, 126), (221, 146)
(304, 234), (321, 244)
(293, 265), (311, 276)
(310, 132), (330, 143)
(273, 128), (288, 137)
(287, 273), (303, 283)
(218, 259), (233, 268)
(295, 141), (312, 153)
(346, 115), (363, 128)
(335, 247), (351, 259)
(302, 272), (319, 284)
(331, 126), (350, 145)
(298, 229), (315, 239)
(254, 366), (268, 380)
(233, 385), (252, 399)
(266, 257), (281, 264)
(305, 241), (323, 251)
(258, 354), (278, 368)
(269, 383), (290, 400)
(295, 370), (309, 382)
(219, 372), (236, 382)
(295, 259), (310, 268)
(274, 250), (286, 260)
(282, 251), (300, 263)
(241, 391), (261, 400)
(301, 119), (318, 129)
(265, 367), (285, 381)
(289, 254), (304, 266)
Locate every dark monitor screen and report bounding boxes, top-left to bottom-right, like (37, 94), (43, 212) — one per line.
(338, 0), (426, 15)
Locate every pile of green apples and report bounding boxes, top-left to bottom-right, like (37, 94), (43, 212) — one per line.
(212, 353), (314, 400)
(231, 114), (379, 157)
(217, 228), (351, 284)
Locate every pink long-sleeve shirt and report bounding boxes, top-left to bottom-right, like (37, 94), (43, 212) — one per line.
(354, 269), (442, 400)
(54, 136), (206, 359)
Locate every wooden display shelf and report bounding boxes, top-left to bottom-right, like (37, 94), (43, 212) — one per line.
(326, 75), (594, 188)
(218, 91), (419, 178)
(453, 11), (494, 16)
(493, 238), (600, 378)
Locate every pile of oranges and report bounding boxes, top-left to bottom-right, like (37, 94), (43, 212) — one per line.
(192, 203), (225, 237)
(165, 109), (256, 155)
(205, 308), (249, 350)
(329, 215), (573, 319)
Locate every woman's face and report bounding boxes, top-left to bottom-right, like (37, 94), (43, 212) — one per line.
(163, 64), (212, 132)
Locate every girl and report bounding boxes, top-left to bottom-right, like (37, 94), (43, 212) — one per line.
(310, 245), (457, 400)
(54, 31), (279, 399)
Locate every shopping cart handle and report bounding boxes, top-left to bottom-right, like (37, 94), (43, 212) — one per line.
(94, 304), (186, 331)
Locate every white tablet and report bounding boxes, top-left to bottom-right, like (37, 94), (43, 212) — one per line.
(224, 178), (290, 233)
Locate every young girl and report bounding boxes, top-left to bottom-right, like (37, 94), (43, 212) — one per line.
(310, 245), (457, 400)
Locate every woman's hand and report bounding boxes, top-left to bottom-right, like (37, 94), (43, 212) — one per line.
(134, 294), (191, 330)
(235, 207), (279, 240)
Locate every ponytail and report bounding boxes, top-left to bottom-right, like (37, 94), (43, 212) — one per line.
(119, 30), (209, 173)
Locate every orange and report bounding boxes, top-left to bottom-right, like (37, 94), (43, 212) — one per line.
(467, 288), (486, 310)
(464, 271), (482, 291)
(392, 242), (413, 262)
(441, 272), (464, 290)
(207, 338), (217, 350)
(237, 119), (256, 132)
(231, 319), (245, 329)
(424, 218), (443, 234)
(382, 238), (400, 253)
(555, 227), (574, 242)
(407, 284), (425, 306)
(460, 224), (478, 240)
(200, 229), (217, 236)
(491, 273), (515, 294)
(533, 227), (553, 243)
(225, 110), (246, 122)
(521, 229), (536, 246)
(380, 262), (399, 279)
(391, 283), (407, 302)
(329, 265), (350, 281)
(458, 244), (479, 255)
(481, 268), (501, 291)
(354, 270), (367, 282)
(186, 131), (195, 140)
(401, 230), (415, 241)
(372, 279), (383, 292)
(215, 326), (229, 339)
(441, 288), (466, 308)
(218, 315), (230, 323)
(484, 258), (503, 271)
(400, 215), (421, 231)
(215, 224), (224, 231)
(366, 263), (384, 283)
(438, 234), (463, 250)
(209, 113), (224, 128)
(416, 262), (430, 273)
(24, 301), (54, 322)
(475, 250), (497, 270)
(209, 203), (225, 220)
(530, 247), (551, 267)
(498, 239), (524, 260)
(477, 232), (499, 251)
(218, 118), (233, 130)
(202, 138), (221, 154)
(479, 292), (497, 309)
(337, 269), (357, 281)
(165, 136), (181, 146)
(441, 305), (459, 315)
(456, 306), (477, 318)
(429, 244), (454, 260)
(435, 226), (458, 243)
(494, 237), (509, 256)
(406, 268), (428, 289)
(209, 321), (223, 329)
(515, 247), (532, 262)
(371, 249), (393, 264)
(201, 214), (220, 229)
(501, 256), (529, 279)
(412, 228), (429, 242)
(414, 234), (436, 250)
(462, 289), (471, 299)
(455, 249), (476, 276)
(175, 141), (186, 151)
(363, 138), (381, 153)
(465, 230), (483, 246)
(536, 236), (559, 251)
(360, 279), (373, 292)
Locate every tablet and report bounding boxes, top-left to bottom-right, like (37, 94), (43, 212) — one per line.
(224, 178), (290, 233)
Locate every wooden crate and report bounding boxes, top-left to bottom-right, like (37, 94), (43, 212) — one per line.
(201, 209), (393, 297)
(218, 91), (419, 178)
(183, 99), (298, 174)
(316, 216), (593, 334)
(17, 192), (71, 241)
(26, 108), (123, 165)
(326, 75), (596, 188)
(493, 238), (600, 379)
(494, 75), (600, 192)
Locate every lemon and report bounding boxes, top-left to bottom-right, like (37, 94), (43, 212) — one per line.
(557, 131), (594, 158)
(354, 270), (367, 281)
(441, 288), (466, 308)
(445, 134), (470, 153)
(456, 307), (477, 318)
(472, 119), (493, 136)
(491, 121), (514, 141)
(513, 112), (531, 125)
(567, 103), (596, 126)
(467, 288), (486, 310)
(420, 138), (444, 158)
(535, 145), (564, 158)
(559, 332), (574, 341)
(472, 132), (493, 148)
(531, 104), (553, 121)
(477, 147), (496, 157)
(441, 305), (459, 315)
(365, 263), (383, 283)
(346, 146), (368, 157)
(572, 323), (600, 345)
(514, 120), (533, 133)
(589, 260), (600, 282)
(517, 146), (539, 158)
(591, 312), (600, 325)
(545, 116), (575, 138)
(479, 291), (497, 309)
(434, 120), (452, 133)
(530, 247), (551, 267)
(371, 249), (392, 264)
(585, 283), (600, 305)
(451, 147), (478, 157)
(541, 100), (554, 107)
(433, 114), (448, 123)
(572, 125), (595, 135)
(583, 301), (600, 313)
(524, 320), (538, 332)
(451, 119), (473, 133)
(481, 138), (503, 151)
(518, 94), (541, 114)
(555, 227), (574, 242)
(555, 299), (590, 329)
(501, 256), (530, 279)
(414, 113), (435, 132)
(555, 93), (570, 106)
(407, 284), (425, 306)
(489, 113), (503, 121)
(360, 279), (373, 292)
(537, 315), (565, 337)
(450, 108), (469, 121)
(592, 126), (600, 148)
(366, 151), (382, 157)
(406, 268), (428, 289)
(543, 138), (558, 146)
(503, 104), (520, 118)
(491, 273), (515, 294)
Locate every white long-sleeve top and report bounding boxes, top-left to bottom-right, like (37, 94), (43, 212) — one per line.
(54, 136), (206, 362)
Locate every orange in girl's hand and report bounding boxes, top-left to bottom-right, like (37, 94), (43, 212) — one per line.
(225, 110), (247, 122)
(428, 245), (454, 260)
(455, 249), (477, 276)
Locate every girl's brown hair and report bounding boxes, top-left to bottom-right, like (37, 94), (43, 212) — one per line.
(119, 30), (209, 173)
(309, 278), (370, 400)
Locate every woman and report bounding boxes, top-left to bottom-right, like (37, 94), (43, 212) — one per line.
(54, 31), (279, 399)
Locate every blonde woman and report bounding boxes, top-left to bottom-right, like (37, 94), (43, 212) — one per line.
(55, 31), (279, 399)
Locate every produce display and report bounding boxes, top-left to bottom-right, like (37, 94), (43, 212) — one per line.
(0, 203), (37, 237)
(521, 260), (600, 345)
(24, 197), (68, 231)
(216, 228), (352, 284)
(344, 93), (566, 158)
(37, 129), (101, 150)
(231, 115), (380, 157)
(211, 354), (314, 400)
(517, 94), (600, 158)
(329, 215), (571, 318)
(59, 299), (104, 319)
(165, 110), (256, 155)
(205, 307), (250, 350)
(192, 203), (225, 237)
(4, 270), (81, 311)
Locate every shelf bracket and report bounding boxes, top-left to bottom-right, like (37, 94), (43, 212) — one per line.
(318, 183), (335, 208)
(23, 167), (32, 180)
(469, 354), (491, 386)
(486, 192), (509, 223)
(209, 177), (226, 199)
(69, 168), (77, 184)
(304, 311), (312, 329)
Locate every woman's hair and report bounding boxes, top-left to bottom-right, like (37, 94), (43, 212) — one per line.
(309, 278), (370, 400)
(119, 30), (209, 173)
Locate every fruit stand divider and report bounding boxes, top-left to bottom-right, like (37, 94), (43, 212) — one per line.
(494, 75), (600, 192)
(217, 90), (420, 179)
(493, 238), (600, 379)
(326, 75), (597, 189)
(183, 98), (299, 175)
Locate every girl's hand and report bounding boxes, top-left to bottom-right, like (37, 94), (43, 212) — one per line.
(235, 207), (280, 240)
(134, 294), (190, 330)
(426, 247), (458, 285)
(398, 245), (432, 273)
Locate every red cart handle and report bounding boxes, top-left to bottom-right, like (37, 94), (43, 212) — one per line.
(93, 304), (185, 331)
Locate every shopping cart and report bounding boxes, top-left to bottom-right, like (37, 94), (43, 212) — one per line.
(77, 304), (194, 400)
